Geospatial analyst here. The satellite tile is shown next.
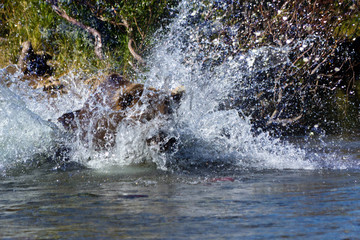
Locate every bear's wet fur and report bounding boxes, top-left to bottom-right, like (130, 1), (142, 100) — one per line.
(58, 73), (184, 151)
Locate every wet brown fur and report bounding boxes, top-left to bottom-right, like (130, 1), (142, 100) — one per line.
(58, 73), (184, 150)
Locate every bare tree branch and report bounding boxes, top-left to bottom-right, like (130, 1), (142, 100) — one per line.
(119, 16), (146, 64)
(128, 39), (145, 64)
(50, 0), (146, 65)
(45, 0), (104, 59)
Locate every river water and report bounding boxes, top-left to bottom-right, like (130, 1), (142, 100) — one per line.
(1, 0), (360, 238)
(1, 165), (360, 239)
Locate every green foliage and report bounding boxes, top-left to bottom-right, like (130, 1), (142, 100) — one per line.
(1, 1), (56, 66)
(0, 0), (178, 76)
(335, 15), (360, 39)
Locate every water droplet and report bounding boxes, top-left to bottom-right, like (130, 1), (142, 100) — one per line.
(212, 39), (219, 45)
(254, 31), (262, 37)
(286, 39), (294, 44)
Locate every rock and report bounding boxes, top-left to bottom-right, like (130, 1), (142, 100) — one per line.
(18, 41), (53, 77)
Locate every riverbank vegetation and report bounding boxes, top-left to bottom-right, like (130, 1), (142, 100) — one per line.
(0, 0), (359, 135)
(0, 0), (178, 77)
(195, 0), (360, 134)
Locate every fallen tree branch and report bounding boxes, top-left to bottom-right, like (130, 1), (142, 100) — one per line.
(128, 39), (145, 64)
(67, 0), (146, 65)
(119, 16), (146, 64)
(45, 0), (104, 59)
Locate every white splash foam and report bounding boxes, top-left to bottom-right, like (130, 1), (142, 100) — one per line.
(63, 0), (316, 170)
(0, 0), (318, 171)
(0, 81), (60, 170)
(138, 0), (315, 170)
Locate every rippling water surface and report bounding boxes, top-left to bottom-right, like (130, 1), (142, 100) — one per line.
(1, 164), (360, 239)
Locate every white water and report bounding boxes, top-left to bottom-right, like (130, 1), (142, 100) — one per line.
(0, 0), (321, 171)
(138, 1), (314, 170)
(0, 78), (59, 171)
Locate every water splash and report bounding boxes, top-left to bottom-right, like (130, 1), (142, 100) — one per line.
(2, 0), (357, 172)
(133, 1), (314, 170)
(2, 66), (92, 122)
(0, 79), (60, 172)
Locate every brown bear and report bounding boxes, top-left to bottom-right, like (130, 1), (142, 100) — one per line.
(58, 73), (184, 151)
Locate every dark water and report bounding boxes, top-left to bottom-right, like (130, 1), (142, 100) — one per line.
(1, 164), (360, 239)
